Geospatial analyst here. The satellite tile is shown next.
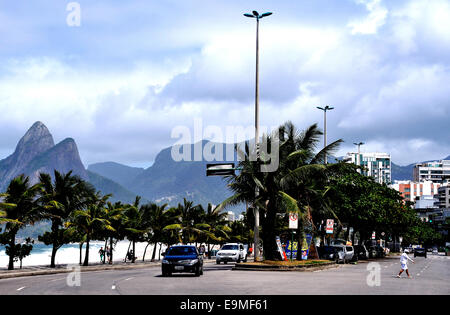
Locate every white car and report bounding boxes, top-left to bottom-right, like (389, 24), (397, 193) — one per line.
(332, 245), (355, 264)
(216, 243), (247, 264)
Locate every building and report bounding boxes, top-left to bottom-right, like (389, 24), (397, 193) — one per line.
(391, 180), (441, 203)
(413, 160), (450, 184)
(435, 185), (450, 209)
(344, 152), (391, 184)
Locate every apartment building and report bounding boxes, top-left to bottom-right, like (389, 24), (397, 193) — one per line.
(344, 152), (391, 184)
(413, 160), (450, 184)
(391, 180), (441, 203)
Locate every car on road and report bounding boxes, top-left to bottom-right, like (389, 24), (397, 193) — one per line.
(216, 243), (247, 264)
(414, 247), (427, 258)
(161, 245), (204, 277)
(354, 244), (369, 260)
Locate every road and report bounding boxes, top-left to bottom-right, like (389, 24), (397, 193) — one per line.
(0, 254), (448, 295)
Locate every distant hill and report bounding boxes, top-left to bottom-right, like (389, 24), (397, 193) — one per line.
(391, 162), (415, 181)
(87, 170), (145, 204)
(88, 162), (144, 188)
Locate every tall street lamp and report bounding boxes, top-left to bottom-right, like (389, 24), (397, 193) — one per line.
(244, 10), (272, 262)
(316, 106), (334, 164)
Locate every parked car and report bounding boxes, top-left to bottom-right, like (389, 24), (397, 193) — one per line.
(333, 245), (355, 264)
(216, 243), (247, 264)
(318, 246), (341, 263)
(354, 244), (369, 260)
(161, 245), (204, 277)
(414, 247), (427, 258)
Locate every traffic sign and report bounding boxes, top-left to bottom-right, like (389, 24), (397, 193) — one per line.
(326, 219), (334, 234)
(289, 213), (298, 229)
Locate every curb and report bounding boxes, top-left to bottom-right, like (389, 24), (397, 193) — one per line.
(233, 261), (337, 272)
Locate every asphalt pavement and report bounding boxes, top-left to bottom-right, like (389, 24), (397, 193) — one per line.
(0, 254), (448, 295)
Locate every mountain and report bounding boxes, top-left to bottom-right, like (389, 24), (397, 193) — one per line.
(391, 162), (415, 181)
(0, 122), (140, 205)
(0, 122), (55, 190)
(0, 122), (87, 189)
(87, 162), (144, 188)
(86, 170), (144, 204)
(128, 141), (237, 207)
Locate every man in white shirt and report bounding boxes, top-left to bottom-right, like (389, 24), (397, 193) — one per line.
(397, 249), (415, 278)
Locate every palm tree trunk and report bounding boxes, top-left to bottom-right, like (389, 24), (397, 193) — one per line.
(151, 242), (157, 261)
(83, 235), (90, 266)
(8, 238), (15, 270)
(103, 239), (107, 263)
(132, 240), (136, 263)
(125, 241), (132, 261)
(143, 243), (150, 262)
(109, 237), (113, 264)
(79, 242), (83, 265)
(50, 245), (58, 268)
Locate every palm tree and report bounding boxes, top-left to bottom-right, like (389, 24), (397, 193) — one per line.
(38, 171), (94, 267)
(66, 192), (114, 266)
(218, 122), (343, 260)
(122, 196), (148, 263)
(199, 203), (231, 258)
(0, 175), (41, 270)
(140, 202), (170, 261)
(164, 198), (211, 245)
(103, 201), (127, 264)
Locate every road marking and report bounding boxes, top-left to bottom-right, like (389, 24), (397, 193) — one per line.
(17, 286), (26, 291)
(125, 277), (134, 281)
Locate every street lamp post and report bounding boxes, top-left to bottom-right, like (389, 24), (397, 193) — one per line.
(244, 10), (272, 262)
(316, 106), (334, 164)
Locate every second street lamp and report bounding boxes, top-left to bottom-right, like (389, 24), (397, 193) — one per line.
(316, 105), (334, 164)
(244, 10), (272, 262)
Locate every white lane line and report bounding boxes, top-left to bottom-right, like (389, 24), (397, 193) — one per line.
(125, 277), (134, 281)
(17, 286), (26, 291)
(50, 277), (65, 282)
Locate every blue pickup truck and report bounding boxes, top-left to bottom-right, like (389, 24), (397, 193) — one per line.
(161, 245), (204, 277)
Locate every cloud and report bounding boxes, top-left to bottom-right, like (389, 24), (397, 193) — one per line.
(0, 0), (449, 168)
(348, 0), (388, 35)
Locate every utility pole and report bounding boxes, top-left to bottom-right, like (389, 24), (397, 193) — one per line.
(244, 10), (272, 262)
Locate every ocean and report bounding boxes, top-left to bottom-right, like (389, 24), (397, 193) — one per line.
(0, 240), (167, 268)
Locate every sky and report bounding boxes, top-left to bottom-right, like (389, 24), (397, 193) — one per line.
(0, 0), (449, 168)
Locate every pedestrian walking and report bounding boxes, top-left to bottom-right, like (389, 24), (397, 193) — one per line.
(397, 249), (415, 278)
(99, 247), (105, 263)
(106, 245), (111, 264)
